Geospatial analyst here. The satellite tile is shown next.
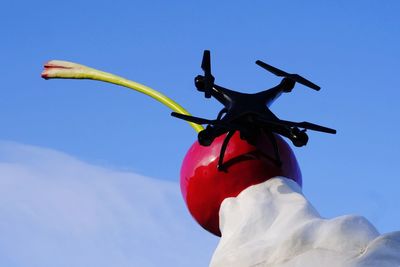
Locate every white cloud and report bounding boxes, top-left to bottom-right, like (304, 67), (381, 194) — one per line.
(0, 141), (218, 267)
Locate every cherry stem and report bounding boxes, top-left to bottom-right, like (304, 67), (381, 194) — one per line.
(41, 60), (204, 133)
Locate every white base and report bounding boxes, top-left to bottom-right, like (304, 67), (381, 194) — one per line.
(210, 177), (400, 267)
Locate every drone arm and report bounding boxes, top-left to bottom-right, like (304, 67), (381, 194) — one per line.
(278, 78), (296, 92)
(257, 79), (295, 107)
(210, 84), (234, 107)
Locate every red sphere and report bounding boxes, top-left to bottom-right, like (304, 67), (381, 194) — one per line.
(180, 132), (301, 236)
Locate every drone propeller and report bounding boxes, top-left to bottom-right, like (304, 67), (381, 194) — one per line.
(200, 50), (215, 98)
(284, 120), (336, 134)
(257, 117), (336, 134)
(255, 60), (321, 91)
(171, 112), (222, 126)
(285, 121), (336, 134)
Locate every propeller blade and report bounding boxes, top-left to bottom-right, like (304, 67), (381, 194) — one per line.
(287, 74), (320, 91)
(279, 120), (336, 134)
(171, 112), (216, 125)
(200, 50), (215, 98)
(201, 50), (211, 74)
(256, 117), (336, 134)
(256, 60), (289, 77)
(255, 60), (320, 91)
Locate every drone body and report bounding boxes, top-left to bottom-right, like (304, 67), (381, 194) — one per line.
(172, 50), (336, 170)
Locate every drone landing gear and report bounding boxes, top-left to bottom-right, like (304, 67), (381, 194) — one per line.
(265, 131), (282, 167)
(217, 130), (283, 172)
(217, 130), (235, 171)
(217, 108), (228, 120)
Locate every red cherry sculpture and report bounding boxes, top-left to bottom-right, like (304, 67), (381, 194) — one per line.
(180, 132), (301, 236)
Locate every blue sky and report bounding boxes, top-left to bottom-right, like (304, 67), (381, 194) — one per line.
(1, 0), (400, 265)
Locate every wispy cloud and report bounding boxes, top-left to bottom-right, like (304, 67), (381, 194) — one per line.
(0, 141), (217, 267)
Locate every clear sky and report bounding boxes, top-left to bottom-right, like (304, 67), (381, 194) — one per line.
(1, 0), (400, 265)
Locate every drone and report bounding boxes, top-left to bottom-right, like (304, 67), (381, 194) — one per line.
(171, 50), (336, 170)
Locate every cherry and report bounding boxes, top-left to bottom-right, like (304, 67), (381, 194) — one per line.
(180, 132), (301, 236)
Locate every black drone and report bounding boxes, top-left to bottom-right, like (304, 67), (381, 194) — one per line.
(172, 50), (336, 170)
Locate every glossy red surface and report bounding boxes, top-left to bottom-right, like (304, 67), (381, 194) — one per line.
(180, 132), (301, 236)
